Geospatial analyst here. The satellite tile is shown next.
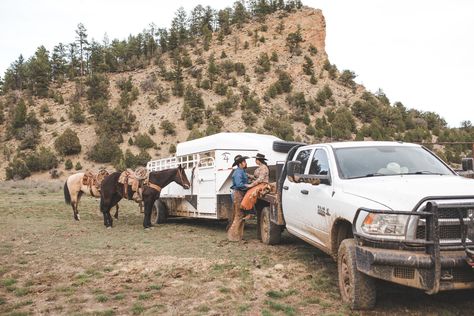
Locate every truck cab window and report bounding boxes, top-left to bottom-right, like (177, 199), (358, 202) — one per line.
(295, 149), (312, 173)
(309, 149), (329, 175)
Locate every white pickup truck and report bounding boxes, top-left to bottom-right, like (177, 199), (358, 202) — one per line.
(257, 141), (474, 309)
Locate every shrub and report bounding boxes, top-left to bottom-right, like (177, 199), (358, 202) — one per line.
(302, 56), (314, 76)
(263, 117), (294, 141)
(255, 53), (271, 74)
(188, 128), (205, 140)
(339, 70), (356, 88)
(68, 103), (86, 124)
(156, 84), (170, 104)
(270, 51), (278, 62)
(234, 63), (246, 76)
(286, 25), (303, 55)
(323, 60), (338, 79)
(44, 115), (57, 124)
(169, 144), (176, 154)
(124, 149), (151, 169)
(184, 84), (205, 109)
(206, 115), (223, 135)
(25, 147), (58, 172)
(134, 133), (156, 149)
(88, 136), (122, 163)
(216, 94), (240, 116)
(65, 159), (73, 170)
(242, 111), (257, 127)
(54, 128), (82, 156)
(5, 159), (31, 180)
(214, 81), (228, 96)
(75, 161), (83, 170)
(86, 73), (110, 101)
(160, 120), (176, 136)
(308, 44), (318, 56)
(148, 124), (156, 135)
(316, 85), (333, 106)
(241, 92), (261, 113)
(286, 92), (307, 108)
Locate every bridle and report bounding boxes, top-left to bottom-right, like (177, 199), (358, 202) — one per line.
(177, 167), (188, 188)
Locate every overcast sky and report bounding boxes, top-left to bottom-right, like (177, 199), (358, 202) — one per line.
(0, 0), (472, 127)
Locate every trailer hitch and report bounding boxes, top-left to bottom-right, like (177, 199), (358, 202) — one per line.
(459, 209), (474, 268)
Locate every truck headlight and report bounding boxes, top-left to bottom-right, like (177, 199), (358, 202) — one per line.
(361, 213), (409, 236)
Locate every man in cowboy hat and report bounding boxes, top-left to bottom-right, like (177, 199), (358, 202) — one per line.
(227, 154), (249, 241)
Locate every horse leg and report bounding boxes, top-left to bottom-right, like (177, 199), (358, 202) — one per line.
(114, 204), (119, 220)
(75, 192), (83, 221)
(143, 197), (155, 229)
(100, 196), (113, 228)
(71, 192), (79, 221)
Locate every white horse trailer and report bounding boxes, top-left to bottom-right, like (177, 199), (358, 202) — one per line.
(146, 133), (291, 222)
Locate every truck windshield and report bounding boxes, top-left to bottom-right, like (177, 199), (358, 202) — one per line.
(334, 146), (454, 179)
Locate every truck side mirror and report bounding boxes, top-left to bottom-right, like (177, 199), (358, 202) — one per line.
(287, 161), (301, 182)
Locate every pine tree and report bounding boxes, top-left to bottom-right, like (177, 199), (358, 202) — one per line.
(51, 43), (68, 83)
(28, 46), (51, 97)
(75, 23), (89, 76)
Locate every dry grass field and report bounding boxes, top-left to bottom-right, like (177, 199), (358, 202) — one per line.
(1, 181), (473, 315)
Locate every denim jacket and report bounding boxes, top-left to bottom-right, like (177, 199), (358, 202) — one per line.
(231, 167), (248, 191)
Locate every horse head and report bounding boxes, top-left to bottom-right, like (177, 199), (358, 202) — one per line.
(175, 164), (191, 190)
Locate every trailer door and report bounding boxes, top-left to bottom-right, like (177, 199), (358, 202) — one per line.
(196, 159), (217, 214)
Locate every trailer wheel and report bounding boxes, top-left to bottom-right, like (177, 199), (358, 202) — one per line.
(260, 207), (281, 245)
(338, 239), (376, 310)
(152, 200), (168, 224)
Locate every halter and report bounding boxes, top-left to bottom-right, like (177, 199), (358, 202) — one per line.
(177, 167), (186, 186)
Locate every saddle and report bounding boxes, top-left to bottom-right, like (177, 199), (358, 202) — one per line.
(118, 167), (148, 202)
(82, 169), (109, 195)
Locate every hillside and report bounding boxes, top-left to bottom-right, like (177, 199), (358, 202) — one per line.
(0, 3), (472, 181)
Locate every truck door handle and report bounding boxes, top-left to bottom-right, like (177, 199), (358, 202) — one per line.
(283, 186), (289, 190)
(300, 189), (309, 195)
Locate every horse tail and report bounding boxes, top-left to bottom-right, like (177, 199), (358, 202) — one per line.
(64, 181), (71, 205)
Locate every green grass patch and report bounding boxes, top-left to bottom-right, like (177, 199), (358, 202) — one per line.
(0, 296), (6, 305)
(1, 278), (17, 287)
(138, 293), (151, 300)
(113, 293), (125, 300)
(218, 286), (231, 293)
(238, 303), (251, 313)
(196, 304), (210, 312)
(266, 289), (298, 299)
(147, 284), (163, 291)
(261, 309), (274, 316)
(96, 294), (108, 302)
(91, 309), (115, 316)
(131, 302), (144, 315)
(211, 263), (235, 273)
(265, 300), (296, 316)
(14, 287), (30, 297)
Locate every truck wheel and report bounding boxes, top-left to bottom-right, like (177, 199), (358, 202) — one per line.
(260, 207), (281, 245)
(152, 200), (168, 224)
(338, 239), (376, 310)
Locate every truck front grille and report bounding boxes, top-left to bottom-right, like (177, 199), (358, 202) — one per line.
(416, 225), (462, 240)
(415, 206), (472, 242)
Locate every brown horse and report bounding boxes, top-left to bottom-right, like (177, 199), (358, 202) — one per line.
(99, 166), (190, 229)
(64, 169), (118, 221)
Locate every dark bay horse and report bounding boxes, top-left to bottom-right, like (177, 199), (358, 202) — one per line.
(99, 166), (190, 228)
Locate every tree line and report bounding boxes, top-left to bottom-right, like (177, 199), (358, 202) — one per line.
(0, 0), (303, 97)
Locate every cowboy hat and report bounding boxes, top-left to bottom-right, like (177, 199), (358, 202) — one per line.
(252, 153), (268, 161)
(232, 154), (249, 167)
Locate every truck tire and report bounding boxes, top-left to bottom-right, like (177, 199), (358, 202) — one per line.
(152, 199), (168, 224)
(337, 239), (376, 310)
(272, 140), (305, 153)
(260, 207), (281, 245)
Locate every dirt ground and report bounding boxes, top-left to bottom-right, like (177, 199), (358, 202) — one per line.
(1, 181), (474, 316)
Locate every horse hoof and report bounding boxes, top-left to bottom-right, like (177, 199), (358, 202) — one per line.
(106, 226), (112, 230)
